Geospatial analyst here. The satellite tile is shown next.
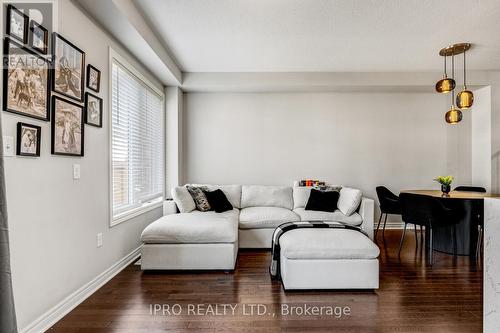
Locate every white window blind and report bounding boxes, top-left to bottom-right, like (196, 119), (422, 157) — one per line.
(111, 59), (164, 219)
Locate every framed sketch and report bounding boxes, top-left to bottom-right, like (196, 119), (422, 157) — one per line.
(16, 122), (41, 157)
(52, 33), (85, 102)
(84, 92), (103, 127)
(29, 21), (48, 55)
(51, 96), (84, 156)
(3, 38), (51, 121)
(86, 64), (101, 92)
(6, 4), (28, 44)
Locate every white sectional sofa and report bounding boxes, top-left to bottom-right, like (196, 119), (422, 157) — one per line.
(140, 183), (375, 272)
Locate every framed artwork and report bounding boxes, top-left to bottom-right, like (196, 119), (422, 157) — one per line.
(3, 38), (51, 121)
(16, 122), (41, 157)
(86, 64), (101, 92)
(51, 96), (84, 156)
(6, 4), (28, 44)
(84, 92), (103, 127)
(52, 33), (85, 102)
(29, 21), (49, 55)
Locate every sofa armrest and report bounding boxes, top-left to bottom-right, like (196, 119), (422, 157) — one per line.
(163, 200), (178, 216)
(359, 197), (375, 240)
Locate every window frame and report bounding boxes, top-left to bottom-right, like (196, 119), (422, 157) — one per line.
(108, 47), (165, 227)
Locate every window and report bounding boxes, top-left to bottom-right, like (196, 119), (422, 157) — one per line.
(110, 52), (164, 224)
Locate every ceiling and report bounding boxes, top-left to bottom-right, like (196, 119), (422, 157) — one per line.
(134, 0), (500, 73)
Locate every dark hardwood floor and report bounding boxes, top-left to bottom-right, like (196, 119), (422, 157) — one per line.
(49, 230), (482, 332)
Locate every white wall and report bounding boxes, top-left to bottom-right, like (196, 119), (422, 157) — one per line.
(0, 1), (163, 330)
(489, 72), (500, 193)
(184, 92), (472, 220)
(471, 86), (492, 190)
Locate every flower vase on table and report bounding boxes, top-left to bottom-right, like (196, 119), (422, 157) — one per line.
(441, 184), (451, 195)
(434, 176), (453, 197)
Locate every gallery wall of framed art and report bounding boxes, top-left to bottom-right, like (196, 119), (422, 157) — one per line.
(2, 3), (104, 159)
(1, 3), (167, 332)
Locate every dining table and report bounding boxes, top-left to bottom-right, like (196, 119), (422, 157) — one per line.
(400, 190), (500, 256)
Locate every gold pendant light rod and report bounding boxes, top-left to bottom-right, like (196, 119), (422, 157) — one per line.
(463, 51), (467, 89)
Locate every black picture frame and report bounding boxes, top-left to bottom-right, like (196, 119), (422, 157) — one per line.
(52, 33), (85, 102)
(86, 64), (101, 93)
(84, 92), (103, 128)
(51, 95), (85, 157)
(28, 20), (49, 55)
(16, 122), (41, 157)
(3, 37), (51, 121)
(6, 4), (29, 44)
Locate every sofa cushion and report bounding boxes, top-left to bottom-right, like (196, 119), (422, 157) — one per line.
(186, 186), (211, 212)
(241, 185), (293, 210)
(239, 207), (300, 229)
(171, 186), (195, 213)
(280, 229), (379, 260)
(204, 189), (233, 213)
(293, 208), (363, 226)
(141, 209), (239, 244)
(305, 189), (340, 212)
(189, 184), (242, 208)
(338, 187), (363, 216)
(293, 186), (341, 209)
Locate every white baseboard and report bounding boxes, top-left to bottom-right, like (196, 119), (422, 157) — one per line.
(21, 246), (142, 333)
(383, 222), (404, 229)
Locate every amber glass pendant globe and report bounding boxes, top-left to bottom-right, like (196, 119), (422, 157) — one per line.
(456, 89), (474, 109)
(435, 78), (456, 93)
(445, 107), (463, 124)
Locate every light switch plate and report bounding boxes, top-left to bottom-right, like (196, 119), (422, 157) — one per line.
(96, 233), (103, 247)
(3, 136), (14, 157)
(73, 164), (81, 179)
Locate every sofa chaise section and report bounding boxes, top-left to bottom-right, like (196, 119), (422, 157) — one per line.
(140, 187), (240, 270)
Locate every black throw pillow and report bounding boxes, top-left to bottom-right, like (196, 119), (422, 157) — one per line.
(204, 189), (233, 213)
(305, 189), (340, 212)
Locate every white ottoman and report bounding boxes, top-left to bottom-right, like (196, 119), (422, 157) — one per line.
(279, 228), (380, 290)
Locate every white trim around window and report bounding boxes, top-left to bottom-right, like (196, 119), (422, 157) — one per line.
(108, 47), (165, 227)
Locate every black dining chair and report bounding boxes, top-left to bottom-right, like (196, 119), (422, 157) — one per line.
(399, 193), (463, 265)
(455, 185), (486, 259)
(375, 186), (402, 237)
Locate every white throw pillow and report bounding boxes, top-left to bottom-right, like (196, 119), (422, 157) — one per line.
(171, 186), (196, 213)
(293, 187), (312, 209)
(337, 187), (362, 216)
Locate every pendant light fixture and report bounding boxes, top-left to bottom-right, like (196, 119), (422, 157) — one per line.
(436, 43), (472, 124)
(435, 53), (455, 93)
(456, 49), (474, 109)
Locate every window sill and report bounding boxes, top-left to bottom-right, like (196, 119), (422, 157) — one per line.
(111, 200), (163, 227)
